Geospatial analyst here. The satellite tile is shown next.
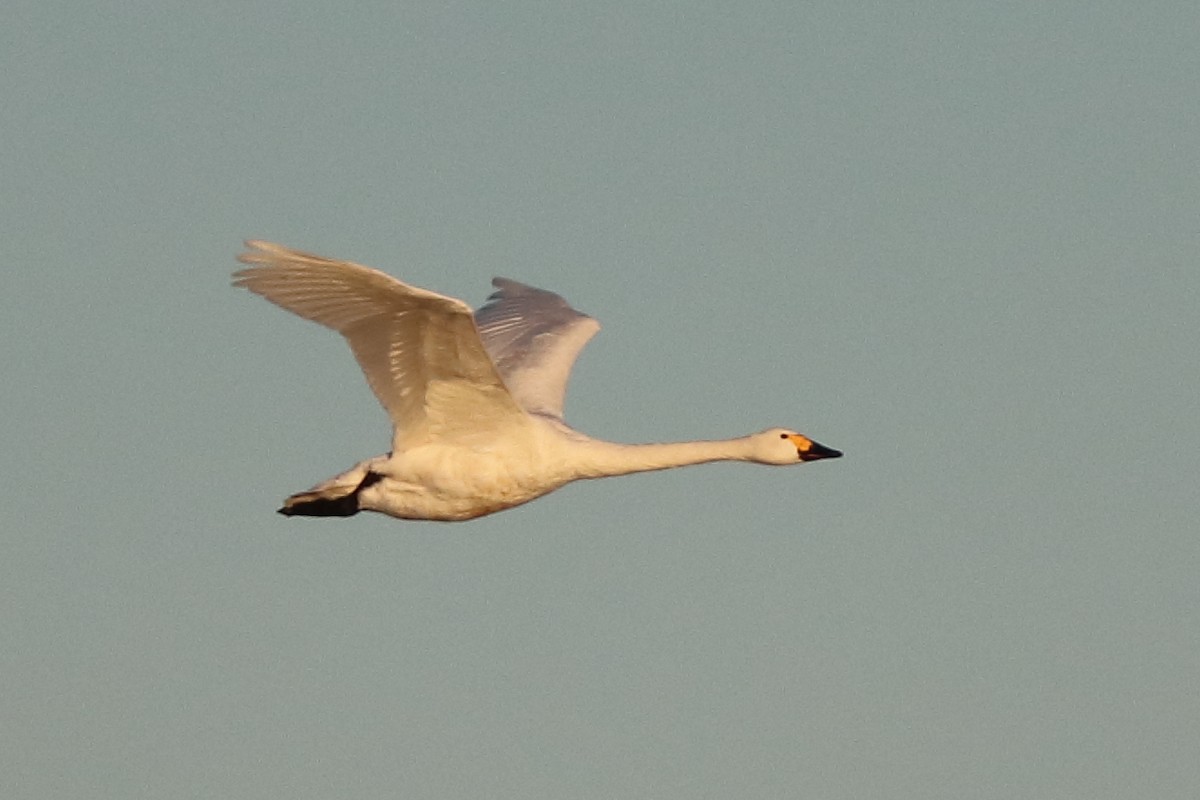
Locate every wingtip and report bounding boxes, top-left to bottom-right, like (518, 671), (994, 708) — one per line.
(236, 240), (296, 270)
(236, 240), (267, 268)
(490, 277), (548, 297)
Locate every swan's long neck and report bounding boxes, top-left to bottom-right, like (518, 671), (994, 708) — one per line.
(571, 436), (757, 479)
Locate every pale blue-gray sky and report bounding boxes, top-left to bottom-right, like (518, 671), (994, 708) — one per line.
(4, 1), (1198, 798)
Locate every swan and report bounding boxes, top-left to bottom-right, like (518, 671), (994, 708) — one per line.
(233, 241), (842, 521)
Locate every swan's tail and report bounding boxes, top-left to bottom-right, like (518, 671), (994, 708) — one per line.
(278, 470), (383, 518)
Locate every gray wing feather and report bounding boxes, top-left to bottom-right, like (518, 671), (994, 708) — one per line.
(475, 278), (600, 419)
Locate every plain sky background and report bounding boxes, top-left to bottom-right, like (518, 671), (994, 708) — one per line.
(4, 1), (1198, 797)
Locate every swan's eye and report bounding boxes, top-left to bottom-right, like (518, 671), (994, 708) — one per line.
(779, 433), (789, 439)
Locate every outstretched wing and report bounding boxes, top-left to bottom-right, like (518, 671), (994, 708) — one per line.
(233, 241), (527, 449)
(474, 277), (600, 419)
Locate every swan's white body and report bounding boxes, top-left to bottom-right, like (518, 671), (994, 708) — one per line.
(234, 241), (841, 521)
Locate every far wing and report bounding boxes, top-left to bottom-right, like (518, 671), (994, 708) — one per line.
(474, 277), (600, 419)
(233, 241), (527, 449)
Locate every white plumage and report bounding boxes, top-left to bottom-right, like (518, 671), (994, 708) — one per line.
(234, 241), (841, 521)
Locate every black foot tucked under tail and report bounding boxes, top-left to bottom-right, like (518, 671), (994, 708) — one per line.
(278, 472), (384, 518)
(278, 493), (359, 517)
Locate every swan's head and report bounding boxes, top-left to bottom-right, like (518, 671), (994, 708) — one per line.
(752, 428), (843, 465)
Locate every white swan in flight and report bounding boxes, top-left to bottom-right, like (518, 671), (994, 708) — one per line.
(234, 241), (842, 521)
